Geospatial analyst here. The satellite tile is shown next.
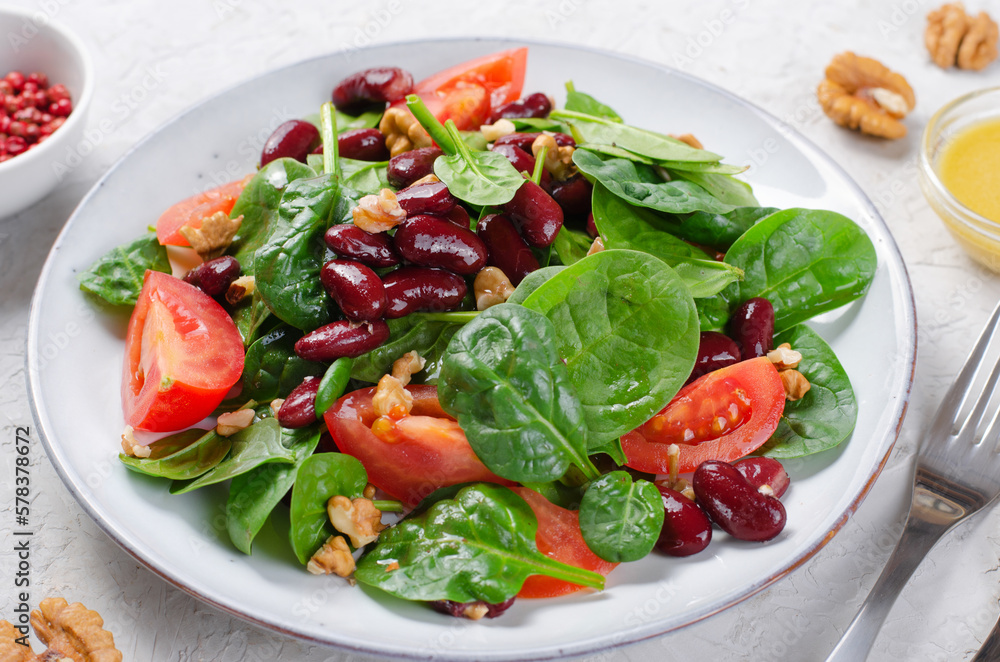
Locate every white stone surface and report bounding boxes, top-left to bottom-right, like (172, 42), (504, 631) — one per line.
(2, 0), (1000, 660)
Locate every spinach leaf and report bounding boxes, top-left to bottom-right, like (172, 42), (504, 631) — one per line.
(304, 109), (382, 134)
(591, 184), (742, 298)
(350, 315), (462, 385)
(433, 120), (525, 206)
(226, 424), (321, 555)
(551, 226), (593, 266)
(241, 325), (326, 401)
(315, 357), (353, 416)
(574, 150), (734, 215)
(581, 143), (746, 174)
(439, 304), (595, 483)
(119, 428), (230, 480)
(657, 206), (779, 251)
(171, 417), (295, 494)
(340, 158), (391, 195)
(722, 208), (877, 331)
(669, 168), (759, 207)
(511, 117), (569, 132)
(354, 484), (604, 602)
(697, 295), (731, 331)
(289, 453), (369, 564)
(506, 266), (566, 305)
(521, 249), (699, 444)
(564, 81), (622, 121)
(231, 290), (276, 348)
(78, 232), (171, 307)
(758, 324), (858, 458)
(579, 471), (664, 562)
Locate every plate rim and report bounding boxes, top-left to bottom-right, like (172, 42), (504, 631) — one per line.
(25, 35), (917, 661)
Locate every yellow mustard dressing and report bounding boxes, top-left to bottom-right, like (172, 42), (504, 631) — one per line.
(938, 117), (1000, 222)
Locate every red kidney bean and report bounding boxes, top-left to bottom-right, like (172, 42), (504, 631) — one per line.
(444, 204), (471, 229)
(430, 597), (515, 620)
(654, 486), (712, 557)
(337, 128), (390, 161)
(550, 175), (592, 225)
(735, 457), (789, 499)
(295, 320), (390, 362)
(183, 256), (241, 298)
(586, 212), (598, 238)
(493, 132), (576, 151)
(503, 180), (564, 247)
(277, 376), (322, 428)
(387, 146), (443, 189)
(728, 297), (775, 359)
(382, 267), (467, 318)
(393, 215), (487, 275)
(490, 143), (550, 189)
(331, 67), (413, 114)
(261, 120), (320, 167)
(476, 214), (540, 285)
(320, 259), (387, 322)
(693, 460), (786, 542)
(324, 225), (400, 268)
(395, 181), (456, 216)
(688, 331), (741, 383)
(489, 92), (552, 123)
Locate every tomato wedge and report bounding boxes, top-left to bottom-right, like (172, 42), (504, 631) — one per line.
(155, 176), (251, 247)
(324, 385), (514, 505)
(123, 271), (244, 432)
(622, 357), (785, 474)
(403, 48), (528, 130)
(514, 487), (617, 599)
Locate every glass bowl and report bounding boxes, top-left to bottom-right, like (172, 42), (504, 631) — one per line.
(919, 86), (1000, 272)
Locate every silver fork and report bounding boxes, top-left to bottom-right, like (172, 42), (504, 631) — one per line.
(827, 301), (1000, 662)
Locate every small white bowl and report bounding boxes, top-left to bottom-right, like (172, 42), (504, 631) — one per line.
(0, 7), (93, 218)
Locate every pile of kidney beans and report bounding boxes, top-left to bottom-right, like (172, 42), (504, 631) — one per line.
(0, 71), (73, 162)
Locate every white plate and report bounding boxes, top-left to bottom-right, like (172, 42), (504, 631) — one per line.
(26, 38), (915, 660)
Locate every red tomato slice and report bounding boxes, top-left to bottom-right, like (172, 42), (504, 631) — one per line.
(123, 271), (245, 432)
(622, 357), (784, 474)
(155, 176), (251, 247)
(401, 48), (528, 130)
(513, 487), (617, 599)
(324, 385), (515, 506)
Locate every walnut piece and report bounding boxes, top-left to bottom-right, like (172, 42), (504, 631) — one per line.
(670, 133), (704, 149)
(410, 173), (440, 187)
(216, 408), (255, 436)
(25, 598), (122, 662)
(269, 398), (284, 417)
(225, 275), (255, 305)
(379, 106), (432, 157)
(391, 351), (426, 386)
(587, 236), (605, 257)
(780, 369), (811, 402)
(179, 212), (243, 261)
(0, 619), (35, 662)
(480, 118), (516, 142)
(817, 52), (915, 139)
(531, 134), (575, 181)
(352, 188), (406, 233)
(767, 343), (802, 371)
(473, 266), (515, 311)
(327, 495), (387, 548)
(926, 3), (998, 70)
(307, 535), (355, 577)
(119, 425), (150, 458)
(372, 374), (413, 419)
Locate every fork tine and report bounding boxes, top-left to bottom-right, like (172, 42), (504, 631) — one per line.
(927, 301), (1000, 443)
(955, 349), (1000, 445)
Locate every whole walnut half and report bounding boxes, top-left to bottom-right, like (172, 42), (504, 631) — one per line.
(0, 598), (122, 662)
(817, 52), (916, 139)
(926, 3), (999, 70)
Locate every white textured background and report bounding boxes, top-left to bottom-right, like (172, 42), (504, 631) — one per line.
(3, 0), (1000, 660)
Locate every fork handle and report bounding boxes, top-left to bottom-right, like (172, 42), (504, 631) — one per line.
(825, 514), (947, 662)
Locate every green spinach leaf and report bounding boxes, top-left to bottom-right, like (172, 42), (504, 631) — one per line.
(315, 357), (353, 416)
(579, 471), (664, 562)
(119, 428), (230, 480)
(521, 249), (700, 444)
(354, 484), (604, 602)
(434, 120), (525, 206)
(241, 325), (326, 401)
(696, 295), (731, 331)
(669, 168), (759, 207)
(506, 266), (566, 305)
(350, 315), (462, 385)
(289, 453), (368, 564)
(341, 158), (391, 195)
(439, 304), (595, 483)
(551, 226), (593, 266)
(657, 206), (779, 251)
(78, 232), (171, 307)
(564, 81), (622, 121)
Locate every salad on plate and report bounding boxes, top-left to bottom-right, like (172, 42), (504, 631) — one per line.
(77, 47), (876, 620)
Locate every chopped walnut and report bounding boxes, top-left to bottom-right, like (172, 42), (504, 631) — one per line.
(120, 425), (150, 458)
(586, 236), (605, 257)
(926, 3), (998, 70)
(391, 351), (426, 386)
(410, 173), (441, 186)
(216, 408), (255, 436)
(462, 603), (490, 621)
(363, 483), (378, 500)
(270, 398), (284, 417)
(670, 133), (704, 149)
(24, 598), (122, 662)
(225, 275), (256, 305)
(384, 561), (400, 572)
(473, 266), (515, 311)
(767, 343), (802, 371)
(480, 118), (516, 143)
(817, 52), (915, 139)
(372, 374), (413, 419)
(379, 106), (433, 157)
(531, 134), (575, 181)
(307, 535), (355, 577)
(352, 188), (406, 233)
(327, 495), (387, 548)
(780, 369), (811, 401)
(179, 212), (243, 261)
(0, 619), (35, 662)
(655, 443), (695, 500)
